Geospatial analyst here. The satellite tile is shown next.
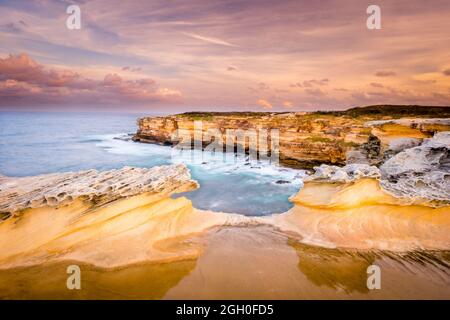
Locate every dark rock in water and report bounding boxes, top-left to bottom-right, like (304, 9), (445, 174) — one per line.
(113, 133), (133, 141)
(275, 180), (290, 184)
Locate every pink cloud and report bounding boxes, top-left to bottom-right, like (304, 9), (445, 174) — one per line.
(258, 82), (270, 90)
(257, 99), (272, 109)
(0, 53), (78, 87)
(305, 88), (325, 96)
(291, 79), (329, 88)
(283, 101), (293, 108)
(122, 66), (142, 73)
(0, 53), (181, 107)
(375, 71), (396, 77)
(350, 87), (450, 106)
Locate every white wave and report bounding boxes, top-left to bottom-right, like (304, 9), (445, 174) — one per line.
(91, 133), (172, 156)
(95, 134), (307, 184)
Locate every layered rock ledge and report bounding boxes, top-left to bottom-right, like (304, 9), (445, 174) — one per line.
(134, 105), (450, 168)
(0, 164), (199, 218)
(380, 132), (450, 205)
(0, 164), (249, 269)
(270, 143), (450, 251)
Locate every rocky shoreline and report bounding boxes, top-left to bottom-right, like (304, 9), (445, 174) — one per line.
(0, 129), (448, 268)
(133, 105), (450, 168)
(0, 164), (249, 269)
(0, 105), (449, 269)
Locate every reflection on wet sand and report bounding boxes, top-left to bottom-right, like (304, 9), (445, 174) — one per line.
(165, 226), (450, 299)
(0, 259), (197, 299)
(0, 234), (204, 299)
(291, 241), (449, 296)
(290, 240), (375, 294)
(0, 226), (449, 299)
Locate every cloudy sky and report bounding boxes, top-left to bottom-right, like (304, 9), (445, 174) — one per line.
(0, 0), (450, 112)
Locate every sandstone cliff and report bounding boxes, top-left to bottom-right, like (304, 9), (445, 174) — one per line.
(134, 105), (450, 168)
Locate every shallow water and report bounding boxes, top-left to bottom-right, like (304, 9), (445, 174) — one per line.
(0, 111), (303, 215)
(1, 226), (448, 300)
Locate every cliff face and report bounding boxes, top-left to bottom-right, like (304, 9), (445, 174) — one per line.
(134, 107), (450, 168)
(135, 113), (368, 167)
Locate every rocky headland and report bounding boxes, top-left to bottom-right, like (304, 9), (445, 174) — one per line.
(134, 105), (450, 168)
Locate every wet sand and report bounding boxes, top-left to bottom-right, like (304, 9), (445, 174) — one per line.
(1, 226), (449, 300)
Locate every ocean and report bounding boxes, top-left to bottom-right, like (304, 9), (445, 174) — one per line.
(0, 111), (305, 215)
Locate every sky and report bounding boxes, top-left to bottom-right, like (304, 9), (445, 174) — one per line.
(0, 0), (450, 112)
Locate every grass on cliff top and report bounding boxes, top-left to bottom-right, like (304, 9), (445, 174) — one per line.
(174, 105), (450, 120)
(176, 111), (288, 120)
(321, 104), (450, 118)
